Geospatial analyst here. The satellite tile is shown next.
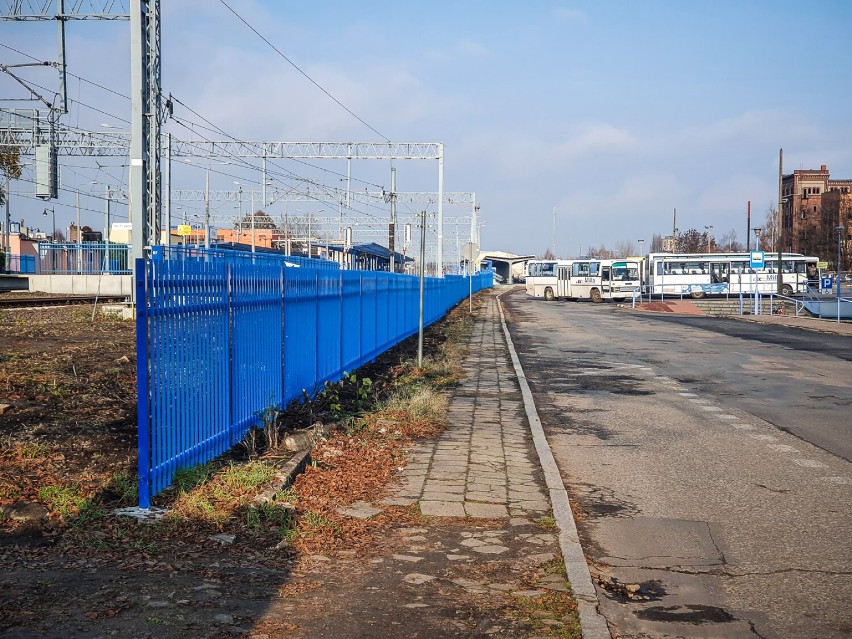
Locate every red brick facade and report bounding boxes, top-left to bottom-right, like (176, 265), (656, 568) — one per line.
(781, 164), (851, 269)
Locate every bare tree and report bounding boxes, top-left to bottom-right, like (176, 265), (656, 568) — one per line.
(719, 228), (744, 252)
(650, 233), (665, 252)
(542, 248), (555, 260)
(613, 241), (634, 257)
(0, 147), (22, 207)
(676, 228), (704, 253)
(762, 203), (779, 252)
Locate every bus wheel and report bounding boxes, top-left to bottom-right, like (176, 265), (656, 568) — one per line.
(782, 284), (793, 296)
(690, 292), (706, 299)
(544, 287), (555, 301)
(590, 288), (603, 303)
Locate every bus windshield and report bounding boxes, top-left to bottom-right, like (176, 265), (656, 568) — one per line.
(611, 263), (639, 281)
(534, 262), (556, 277)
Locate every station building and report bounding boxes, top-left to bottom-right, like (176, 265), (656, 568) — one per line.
(782, 164), (852, 269)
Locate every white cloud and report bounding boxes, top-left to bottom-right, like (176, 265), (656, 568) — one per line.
(469, 122), (637, 180)
(457, 39), (491, 58)
(552, 7), (587, 22)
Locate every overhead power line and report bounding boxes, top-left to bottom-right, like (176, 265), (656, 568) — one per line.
(217, 0), (389, 142)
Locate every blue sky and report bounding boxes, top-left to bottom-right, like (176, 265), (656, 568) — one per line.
(2, 0), (851, 258)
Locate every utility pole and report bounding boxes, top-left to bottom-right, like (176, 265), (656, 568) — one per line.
(76, 189), (81, 272)
(130, 0), (162, 273)
(388, 167), (396, 273)
(250, 189), (256, 253)
(417, 211), (426, 366)
(204, 167), (210, 249)
(552, 207), (557, 257)
(673, 207), (677, 251)
(3, 174), (9, 273)
(746, 200), (751, 252)
(104, 185), (112, 274)
(437, 143), (444, 277)
(164, 132), (170, 246)
(777, 148), (784, 294)
(285, 205), (290, 256)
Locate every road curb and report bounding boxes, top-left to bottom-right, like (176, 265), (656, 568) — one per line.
(496, 292), (611, 639)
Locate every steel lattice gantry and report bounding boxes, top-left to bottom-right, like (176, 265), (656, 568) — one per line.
(1, 0), (158, 267)
(0, 1), (130, 19)
(0, 130), (451, 272)
(1, 1), (450, 272)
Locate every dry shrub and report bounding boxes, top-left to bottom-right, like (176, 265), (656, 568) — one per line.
(377, 385), (448, 438)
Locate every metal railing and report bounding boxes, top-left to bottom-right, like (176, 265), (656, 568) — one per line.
(2, 253), (37, 274)
(154, 244), (339, 270)
(37, 243), (132, 275)
(135, 253), (493, 507)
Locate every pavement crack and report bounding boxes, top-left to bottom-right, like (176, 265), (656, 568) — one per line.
(747, 618), (769, 639)
(725, 567), (852, 578)
(704, 521), (728, 566)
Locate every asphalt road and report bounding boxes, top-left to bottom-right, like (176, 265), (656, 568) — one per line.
(502, 289), (852, 639)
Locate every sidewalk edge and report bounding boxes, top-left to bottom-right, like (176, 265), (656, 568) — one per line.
(496, 293), (611, 639)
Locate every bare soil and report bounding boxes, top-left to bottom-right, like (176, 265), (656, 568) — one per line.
(0, 295), (578, 639)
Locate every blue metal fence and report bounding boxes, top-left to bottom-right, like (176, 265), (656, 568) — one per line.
(136, 250), (493, 507)
(160, 244), (339, 270)
(3, 253), (37, 274)
(37, 243), (131, 274)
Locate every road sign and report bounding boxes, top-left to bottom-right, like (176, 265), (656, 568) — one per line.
(462, 242), (480, 261)
(750, 251), (765, 270)
(817, 261), (829, 269)
(177, 225), (191, 236)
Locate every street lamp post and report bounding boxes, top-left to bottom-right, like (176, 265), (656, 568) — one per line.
(233, 182), (243, 245)
(704, 225), (713, 253)
(42, 207), (56, 241)
(836, 226), (844, 299)
(638, 239), (644, 256)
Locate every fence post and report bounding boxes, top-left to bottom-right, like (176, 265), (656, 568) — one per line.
(135, 258), (152, 509)
(227, 263), (235, 444)
(280, 265), (286, 410)
(315, 270), (320, 390)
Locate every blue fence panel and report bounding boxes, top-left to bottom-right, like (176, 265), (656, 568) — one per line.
(137, 245), (495, 507)
(4, 254), (36, 274)
(230, 263), (284, 440)
(38, 243), (131, 274)
(316, 270), (344, 387)
(283, 268), (319, 403)
(157, 244), (339, 270)
(138, 258), (232, 504)
(341, 271), (363, 373)
(361, 273), (378, 362)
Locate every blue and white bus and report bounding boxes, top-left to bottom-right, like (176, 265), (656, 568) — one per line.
(525, 259), (571, 300)
(646, 252), (820, 298)
(556, 259), (642, 302)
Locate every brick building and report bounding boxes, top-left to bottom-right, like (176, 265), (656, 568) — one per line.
(781, 164), (852, 269)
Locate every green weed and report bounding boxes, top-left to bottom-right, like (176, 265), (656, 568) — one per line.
(37, 483), (87, 517)
(221, 461), (275, 491)
(105, 472), (138, 505)
(172, 463), (213, 492)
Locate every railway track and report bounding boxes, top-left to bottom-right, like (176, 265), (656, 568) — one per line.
(0, 295), (130, 309)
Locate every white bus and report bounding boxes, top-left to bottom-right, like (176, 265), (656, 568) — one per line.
(646, 252), (820, 298)
(525, 259), (571, 300)
(556, 258), (642, 302)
